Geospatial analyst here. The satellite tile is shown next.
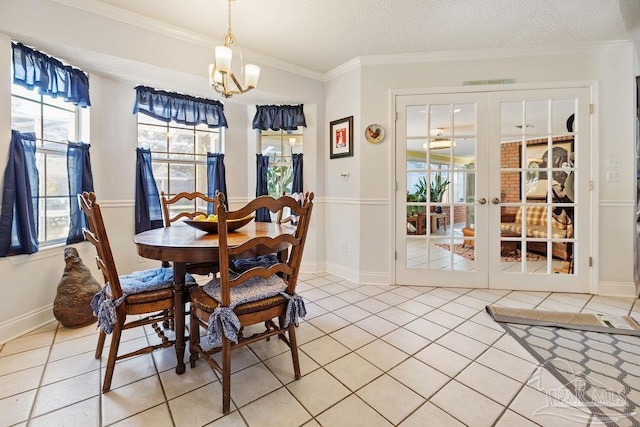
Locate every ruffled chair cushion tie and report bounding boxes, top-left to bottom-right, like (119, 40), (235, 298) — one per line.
(280, 292), (306, 327)
(206, 307), (241, 347)
(91, 267), (195, 334)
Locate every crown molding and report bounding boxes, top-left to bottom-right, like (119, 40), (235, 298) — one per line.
(324, 57), (362, 82)
(50, 0), (324, 82)
(359, 40), (631, 66)
(325, 40), (631, 80)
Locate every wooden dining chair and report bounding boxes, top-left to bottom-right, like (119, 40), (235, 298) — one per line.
(79, 191), (183, 393)
(276, 191), (304, 225)
(161, 191), (217, 226)
(160, 191), (220, 276)
(188, 191), (314, 413)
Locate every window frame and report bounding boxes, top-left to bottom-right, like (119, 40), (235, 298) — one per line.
(136, 113), (222, 207)
(260, 129), (303, 198)
(10, 84), (87, 247)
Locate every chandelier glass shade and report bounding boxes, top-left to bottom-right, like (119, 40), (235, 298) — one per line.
(209, 0), (260, 98)
(423, 128), (454, 150)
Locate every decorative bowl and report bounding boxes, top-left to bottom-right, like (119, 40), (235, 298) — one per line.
(183, 216), (254, 234)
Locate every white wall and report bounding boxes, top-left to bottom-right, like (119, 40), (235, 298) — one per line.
(0, 0), (325, 343)
(353, 43), (637, 294)
(0, 0), (637, 343)
(324, 67), (362, 281)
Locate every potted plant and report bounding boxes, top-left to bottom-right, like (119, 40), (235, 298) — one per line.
(430, 174), (450, 213)
(406, 177), (427, 216)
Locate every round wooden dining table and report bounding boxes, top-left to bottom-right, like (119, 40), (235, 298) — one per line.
(133, 221), (292, 374)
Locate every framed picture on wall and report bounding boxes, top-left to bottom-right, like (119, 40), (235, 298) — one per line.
(522, 139), (573, 199)
(330, 116), (353, 159)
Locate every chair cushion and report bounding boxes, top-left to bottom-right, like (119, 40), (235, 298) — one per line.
(203, 273), (287, 307)
(201, 274), (306, 347)
(230, 254), (278, 274)
(91, 267), (195, 334)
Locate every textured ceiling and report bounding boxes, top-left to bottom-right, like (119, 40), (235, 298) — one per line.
(90, 0), (632, 74)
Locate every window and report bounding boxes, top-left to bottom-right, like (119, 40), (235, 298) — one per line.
(260, 130), (303, 197)
(137, 113), (221, 205)
(10, 84), (88, 246)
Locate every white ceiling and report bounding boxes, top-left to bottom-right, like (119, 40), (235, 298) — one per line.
(88, 0), (635, 75)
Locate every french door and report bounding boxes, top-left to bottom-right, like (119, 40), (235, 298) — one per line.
(395, 86), (591, 292)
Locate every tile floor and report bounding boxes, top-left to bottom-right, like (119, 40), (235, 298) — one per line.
(1, 273), (639, 426)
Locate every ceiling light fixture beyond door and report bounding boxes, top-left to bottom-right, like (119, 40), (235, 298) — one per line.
(209, 0), (260, 98)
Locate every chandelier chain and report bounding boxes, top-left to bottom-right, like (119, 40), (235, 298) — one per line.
(225, 0), (233, 46)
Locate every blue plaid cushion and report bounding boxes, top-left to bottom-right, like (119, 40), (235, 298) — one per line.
(91, 268), (195, 334)
(202, 274), (306, 347)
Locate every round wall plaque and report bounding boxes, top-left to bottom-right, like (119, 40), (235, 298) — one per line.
(365, 124), (385, 144)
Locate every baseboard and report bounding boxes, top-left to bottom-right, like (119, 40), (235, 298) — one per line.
(0, 304), (56, 345)
(597, 281), (639, 298)
(300, 260), (324, 275)
(324, 261), (361, 284)
(358, 271), (391, 285)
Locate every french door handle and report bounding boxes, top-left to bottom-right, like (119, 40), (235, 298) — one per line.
(492, 197), (501, 205)
(477, 198), (487, 205)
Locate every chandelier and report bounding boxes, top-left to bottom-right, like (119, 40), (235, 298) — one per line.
(209, 0), (260, 98)
(423, 128), (455, 150)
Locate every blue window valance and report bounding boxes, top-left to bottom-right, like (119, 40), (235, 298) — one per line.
(133, 86), (227, 128)
(252, 104), (306, 131)
(12, 42), (91, 107)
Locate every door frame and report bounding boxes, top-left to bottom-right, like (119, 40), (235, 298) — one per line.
(389, 80), (599, 293)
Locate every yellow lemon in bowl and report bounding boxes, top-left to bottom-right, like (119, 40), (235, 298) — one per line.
(194, 214), (206, 221)
(206, 214), (218, 222)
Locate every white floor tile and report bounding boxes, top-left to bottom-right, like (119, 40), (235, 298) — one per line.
(356, 374), (425, 425)
(316, 394), (393, 427)
(32, 369), (100, 418)
(414, 343), (471, 377)
(101, 375), (166, 425)
(431, 380), (504, 427)
(398, 402), (465, 427)
(325, 353), (383, 391)
(160, 357), (217, 400)
(0, 389), (36, 427)
(381, 328), (430, 355)
(436, 331), (489, 359)
(307, 312), (350, 334)
(263, 349), (319, 384)
(356, 339), (408, 371)
(109, 403), (174, 427)
(454, 319), (504, 345)
(300, 335), (350, 366)
(29, 396), (100, 427)
(403, 318), (449, 341)
(455, 362), (522, 406)
(3, 288), (637, 427)
(168, 382), (229, 427)
(0, 365), (44, 400)
(494, 409), (540, 426)
(388, 357), (450, 400)
(333, 305), (373, 323)
(0, 346), (49, 377)
(41, 350), (100, 385)
(227, 363), (282, 408)
(240, 387), (312, 427)
(286, 368), (350, 416)
(377, 306), (418, 326)
(0, 331), (55, 357)
(330, 324), (377, 351)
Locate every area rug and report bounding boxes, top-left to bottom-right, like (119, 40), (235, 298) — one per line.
(500, 322), (640, 425)
(435, 243), (547, 262)
(486, 305), (640, 336)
